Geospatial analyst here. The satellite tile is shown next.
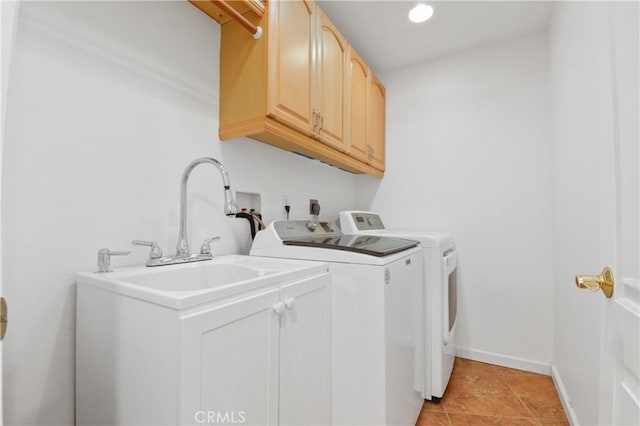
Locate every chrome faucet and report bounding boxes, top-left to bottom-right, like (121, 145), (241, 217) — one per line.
(132, 157), (238, 267)
(176, 157), (238, 256)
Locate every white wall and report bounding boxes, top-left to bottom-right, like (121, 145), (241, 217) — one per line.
(357, 33), (554, 369)
(548, 4), (605, 423)
(1, 2), (358, 424)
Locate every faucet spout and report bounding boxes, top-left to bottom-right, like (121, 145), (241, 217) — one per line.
(176, 157), (238, 256)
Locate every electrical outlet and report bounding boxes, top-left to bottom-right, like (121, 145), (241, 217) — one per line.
(309, 199), (320, 215)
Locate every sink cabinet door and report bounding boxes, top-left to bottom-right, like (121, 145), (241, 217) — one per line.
(279, 274), (331, 426)
(181, 289), (281, 426)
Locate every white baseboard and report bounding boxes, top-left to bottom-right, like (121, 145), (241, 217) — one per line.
(551, 364), (579, 426)
(456, 347), (551, 375)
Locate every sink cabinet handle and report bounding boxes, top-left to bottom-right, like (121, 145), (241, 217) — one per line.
(273, 302), (286, 315)
(284, 297), (296, 309)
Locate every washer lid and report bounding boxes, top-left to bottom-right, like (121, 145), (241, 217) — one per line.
(283, 234), (419, 257)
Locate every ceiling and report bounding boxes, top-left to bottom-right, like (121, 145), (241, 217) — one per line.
(318, 1), (553, 73)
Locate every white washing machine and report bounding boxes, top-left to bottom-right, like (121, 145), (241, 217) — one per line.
(250, 220), (425, 425)
(338, 211), (457, 401)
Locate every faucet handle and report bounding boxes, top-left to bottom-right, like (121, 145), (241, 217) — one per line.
(200, 237), (221, 255)
(132, 240), (163, 259)
(97, 248), (131, 273)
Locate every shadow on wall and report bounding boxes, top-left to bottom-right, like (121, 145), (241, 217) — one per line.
(354, 174), (383, 212)
(218, 139), (362, 225)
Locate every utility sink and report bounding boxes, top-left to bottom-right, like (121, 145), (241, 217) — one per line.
(76, 255), (328, 309)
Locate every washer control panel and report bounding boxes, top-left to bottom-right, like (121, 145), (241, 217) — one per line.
(274, 220), (336, 239)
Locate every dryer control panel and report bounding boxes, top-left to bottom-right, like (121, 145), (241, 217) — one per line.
(339, 211), (386, 233)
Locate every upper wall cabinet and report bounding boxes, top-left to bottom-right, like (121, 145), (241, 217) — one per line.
(210, 0), (385, 177)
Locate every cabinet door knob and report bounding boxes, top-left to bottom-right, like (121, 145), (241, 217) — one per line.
(273, 302), (286, 315)
(284, 297), (296, 309)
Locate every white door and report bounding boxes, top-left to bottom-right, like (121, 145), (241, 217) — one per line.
(551, 1), (639, 425)
(279, 274), (331, 426)
(598, 2), (639, 425)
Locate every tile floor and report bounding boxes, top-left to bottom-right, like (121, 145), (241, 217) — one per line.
(416, 358), (569, 425)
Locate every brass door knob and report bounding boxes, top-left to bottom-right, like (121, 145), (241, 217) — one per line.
(0, 297), (7, 340)
(575, 266), (614, 298)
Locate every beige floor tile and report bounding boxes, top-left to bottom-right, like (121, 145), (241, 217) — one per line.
(416, 410), (451, 426)
(502, 373), (566, 420)
(537, 419), (570, 425)
(448, 414), (540, 425)
(453, 358), (501, 377)
(417, 358), (570, 426)
(442, 374), (532, 417)
(422, 399), (447, 412)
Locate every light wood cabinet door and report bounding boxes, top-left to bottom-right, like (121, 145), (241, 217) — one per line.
(279, 274), (331, 426)
(316, 8), (348, 152)
(267, 0), (316, 135)
(181, 289), (281, 426)
(347, 47), (370, 162)
(368, 74), (386, 171)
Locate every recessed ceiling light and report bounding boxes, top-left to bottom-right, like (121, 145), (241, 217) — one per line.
(408, 3), (434, 23)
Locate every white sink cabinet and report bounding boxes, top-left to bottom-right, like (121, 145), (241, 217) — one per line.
(76, 256), (331, 426)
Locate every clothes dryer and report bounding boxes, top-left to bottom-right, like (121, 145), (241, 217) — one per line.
(338, 211), (457, 400)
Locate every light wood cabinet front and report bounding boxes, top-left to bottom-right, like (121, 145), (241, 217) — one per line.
(316, 8), (348, 152)
(267, 0), (316, 135)
(347, 47), (369, 162)
(368, 74), (386, 171)
(213, 0), (386, 177)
